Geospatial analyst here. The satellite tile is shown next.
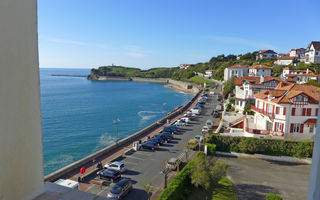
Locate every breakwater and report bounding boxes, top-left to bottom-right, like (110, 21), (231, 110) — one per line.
(44, 88), (202, 182)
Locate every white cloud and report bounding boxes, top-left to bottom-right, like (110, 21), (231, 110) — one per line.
(208, 36), (277, 50)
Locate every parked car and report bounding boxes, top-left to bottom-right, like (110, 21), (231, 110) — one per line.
(206, 119), (213, 128)
(212, 110), (219, 118)
(159, 132), (174, 141)
(194, 135), (204, 143)
(104, 161), (127, 173)
(180, 117), (190, 123)
(185, 112), (196, 118)
(107, 178), (133, 200)
(97, 169), (121, 182)
(202, 125), (209, 133)
(191, 108), (200, 115)
(187, 139), (199, 150)
(174, 120), (187, 127)
(162, 126), (177, 133)
(140, 141), (157, 151)
(166, 158), (181, 171)
(148, 136), (165, 145)
(196, 103), (204, 108)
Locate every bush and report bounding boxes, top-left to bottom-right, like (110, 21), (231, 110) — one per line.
(206, 143), (216, 155)
(206, 135), (313, 158)
(266, 194), (283, 200)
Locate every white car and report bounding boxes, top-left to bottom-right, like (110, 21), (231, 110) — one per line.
(180, 117), (190, 123)
(174, 120), (187, 127)
(202, 126), (209, 133)
(191, 108), (200, 115)
(104, 161), (127, 173)
(194, 135), (204, 143)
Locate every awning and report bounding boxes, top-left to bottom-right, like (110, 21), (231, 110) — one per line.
(304, 119), (317, 125)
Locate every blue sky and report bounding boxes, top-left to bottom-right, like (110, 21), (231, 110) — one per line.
(38, 0), (320, 69)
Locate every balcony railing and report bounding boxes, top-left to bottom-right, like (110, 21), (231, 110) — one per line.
(251, 105), (275, 119)
(245, 127), (284, 136)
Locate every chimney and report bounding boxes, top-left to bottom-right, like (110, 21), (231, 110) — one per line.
(260, 64), (262, 68)
(260, 75), (264, 83)
(307, 68), (309, 74)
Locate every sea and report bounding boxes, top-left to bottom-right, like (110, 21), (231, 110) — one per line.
(40, 68), (192, 175)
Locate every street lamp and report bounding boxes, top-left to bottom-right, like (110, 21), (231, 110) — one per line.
(114, 118), (120, 144)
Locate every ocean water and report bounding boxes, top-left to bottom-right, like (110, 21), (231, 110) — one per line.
(40, 68), (192, 175)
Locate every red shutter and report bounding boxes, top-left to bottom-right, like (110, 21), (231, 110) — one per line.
(307, 108), (311, 116)
(263, 102), (265, 111)
(276, 107), (279, 114)
(292, 108), (296, 116)
(302, 108), (306, 116)
(316, 108), (319, 116)
(300, 124), (304, 133)
(283, 107), (286, 115)
(274, 122), (277, 131)
(257, 101), (259, 108)
(272, 105), (275, 115)
(281, 124), (284, 132)
(290, 124), (294, 133)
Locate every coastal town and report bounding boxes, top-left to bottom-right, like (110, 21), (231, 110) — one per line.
(2, 1), (320, 200)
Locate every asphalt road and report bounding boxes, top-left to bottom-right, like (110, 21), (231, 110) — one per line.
(86, 93), (220, 199)
(218, 156), (311, 200)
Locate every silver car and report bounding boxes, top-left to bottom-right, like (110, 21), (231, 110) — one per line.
(104, 161), (127, 173)
(107, 178), (133, 200)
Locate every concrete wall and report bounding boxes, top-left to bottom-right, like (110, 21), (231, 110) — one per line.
(0, 0), (44, 200)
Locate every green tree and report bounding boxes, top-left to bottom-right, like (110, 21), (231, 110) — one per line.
(243, 102), (254, 115)
(223, 76), (236, 99)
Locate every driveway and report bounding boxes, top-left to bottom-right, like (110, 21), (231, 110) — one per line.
(218, 155), (311, 200)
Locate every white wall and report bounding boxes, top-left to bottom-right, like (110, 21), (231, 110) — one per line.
(0, 1), (44, 200)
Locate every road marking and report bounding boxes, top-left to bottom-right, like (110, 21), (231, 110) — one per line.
(123, 160), (138, 165)
(133, 151), (153, 156)
(84, 184), (96, 192)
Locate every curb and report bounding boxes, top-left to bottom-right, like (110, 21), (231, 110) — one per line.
(216, 151), (312, 164)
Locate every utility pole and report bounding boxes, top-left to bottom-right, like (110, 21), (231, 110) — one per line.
(307, 102), (320, 200)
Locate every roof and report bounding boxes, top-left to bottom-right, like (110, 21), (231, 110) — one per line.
(249, 65), (273, 70)
(235, 76), (290, 86)
(285, 71), (320, 77)
(277, 56), (296, 60)
(259, 50), (277, 54)
(253, 84), (320, 104)
(228, 64), (248, 69)
(307, 41), (320, 51)
(304, 119), (317, 125)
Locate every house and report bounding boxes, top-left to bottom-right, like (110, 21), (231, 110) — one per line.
(277, 53), (290, 58)
(276, 56), (297, 66)
(179, 64), (191, 69)
(248, 84), (320, 140)
(204, 70), (214, 78)
(285, 69), (320, 84)
(282, 67), (309, 79)
(223, 64), (248, 81)
(234, 76), (292, 111)
(256, 50), (277, 60)
(248, 65), (272, 77)
(303, 41), (320, 64)
(290, 48), (305, 58)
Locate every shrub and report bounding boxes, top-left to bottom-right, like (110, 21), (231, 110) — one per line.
(206, 143), (216, 155)
(207, 135), (313, 158)
(266, 193), (283, 200)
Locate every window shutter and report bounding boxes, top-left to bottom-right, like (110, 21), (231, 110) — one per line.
(283, 107), (286, 115)
(281, 124), (284, 132)
(274, 122), (277, 131)
(302, 108), (306, 116)
(316, 108), (319, 116)
(307, 108), (311, 116)
(300, 124), (304, 133)
(290, 124), (294, 133)
(292, 108), (296, 116)
(276, 107), (279, 114)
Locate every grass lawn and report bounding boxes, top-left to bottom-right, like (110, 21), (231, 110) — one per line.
(189, 76), (214, 85)
(187, 176), (237, 200)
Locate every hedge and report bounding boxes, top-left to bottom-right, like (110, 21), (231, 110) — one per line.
(266, 194), (282, 200)
(207, 135), (313, 158)
(206, 143), (216, 156)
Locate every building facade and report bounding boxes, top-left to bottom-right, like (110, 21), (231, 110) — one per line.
(276, 56), (297, 66)
(290, 48), (305, 58)
(249, 84), (320, 140)
(304, 41), (320, 64)
(223, 65), (248, 81)
(248, 65), (272, 77)
(256, 50), (277, 60)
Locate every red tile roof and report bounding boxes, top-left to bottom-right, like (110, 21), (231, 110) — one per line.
(249, 65), (273, 69)
(277, 56), (296, 60)
(304, 119), (317, 125)
(228, 64), (248, 69)
(285, 71), (320, 77)
(259, 50), (277, 54)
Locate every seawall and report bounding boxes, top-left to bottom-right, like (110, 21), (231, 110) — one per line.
(44, 88), (202, 182)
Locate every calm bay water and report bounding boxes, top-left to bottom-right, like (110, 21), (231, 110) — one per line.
(40, 68), (192, 175)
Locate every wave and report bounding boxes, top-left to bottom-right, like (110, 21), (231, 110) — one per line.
(95, 133), (117, 150)
(45, 154), (74, 170)
(138, 110), (162, 125)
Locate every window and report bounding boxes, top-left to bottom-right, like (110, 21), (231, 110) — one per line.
(307, 108), (311, 116)
(310, 125), (314, 133)
(291, 108), (296, 116)
(275, 122), (282, 132)
(290, 123), (303, 133)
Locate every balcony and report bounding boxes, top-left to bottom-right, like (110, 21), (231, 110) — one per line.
(251, 105), (274, 119)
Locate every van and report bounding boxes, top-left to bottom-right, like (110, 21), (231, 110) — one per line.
(55, 179), (79, 190)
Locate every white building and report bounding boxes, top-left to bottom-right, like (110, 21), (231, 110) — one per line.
(248, 65), (272, 77)
(223, 65), (248, 81)
(204, 70), (214, 78)
(248, 84), (320, 140)
(304, 41), (320, 64)
(179, 64), (191, 69)
(234, 76), (292, 111)
(290, 48), (305, 58)
(256, 50), (277, 60)
(276, 56), (297, 66)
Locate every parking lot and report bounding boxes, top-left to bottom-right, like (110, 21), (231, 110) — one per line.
(84, 93), (221, 199)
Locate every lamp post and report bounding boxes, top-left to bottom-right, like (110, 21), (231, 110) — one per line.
(114, 118), (120, 144)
